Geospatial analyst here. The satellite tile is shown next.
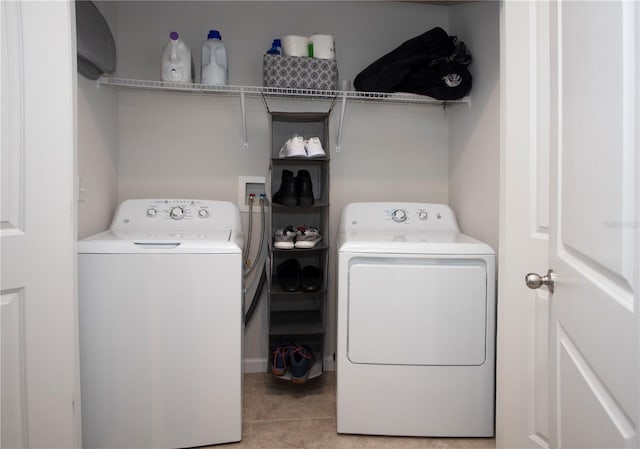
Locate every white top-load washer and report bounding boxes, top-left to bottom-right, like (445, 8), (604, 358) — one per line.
(336, 202), (495, 437)
(78, 199), (243, 449)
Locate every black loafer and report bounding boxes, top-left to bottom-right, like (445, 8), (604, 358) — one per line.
(301, 265), (323, 292)
(277, 259), (301, 291)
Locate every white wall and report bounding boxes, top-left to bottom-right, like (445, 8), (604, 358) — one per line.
(114, 1), (450, 86)
(77, 1), (500, 371)
(449, 1), (501, 253)
(77, 1), (119, 239)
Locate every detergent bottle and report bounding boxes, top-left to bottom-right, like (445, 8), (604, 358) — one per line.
(161, 31), (193, 83)
(266, 38), (282, 55)
(201, 29), (229, 85)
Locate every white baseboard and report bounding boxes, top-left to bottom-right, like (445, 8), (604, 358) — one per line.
(243, 357), (267, 373)
(243, 356), (335, 373)
(323, 356), (336, 371)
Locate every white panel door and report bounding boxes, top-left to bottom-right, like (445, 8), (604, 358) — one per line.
(1, 1), (79, 448)
(497, 2), (552, 448)
(548, 2), (639, 448)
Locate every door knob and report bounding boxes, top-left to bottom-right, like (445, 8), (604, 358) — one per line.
(525, 269), (555, 293)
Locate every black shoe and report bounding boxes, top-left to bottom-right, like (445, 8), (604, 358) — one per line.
(296, 170), (314, 207)
(276, 258), (301, 292)
(301, 265), (323, 292)
(272, 170), (297, 207)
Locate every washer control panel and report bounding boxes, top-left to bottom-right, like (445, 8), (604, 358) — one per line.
(142, 200), (212, 222)
(112, 199), (240, 231)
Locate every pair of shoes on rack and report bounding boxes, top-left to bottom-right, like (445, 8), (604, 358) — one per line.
(276, 258), (323, 292)
(279, 136), (326, 158)
(272, 169), (314, 207)
(271, 341), (316, 383)
(274, 225), (322, 249)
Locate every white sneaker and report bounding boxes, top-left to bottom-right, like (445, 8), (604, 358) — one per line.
(304, 137), (326, 158)
(279, 136), (306, 158)
(294, 226), (322, 249)
(274, 225), (296, 249)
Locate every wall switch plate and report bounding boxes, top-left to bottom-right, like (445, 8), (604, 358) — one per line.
(238, 176), (266, 212)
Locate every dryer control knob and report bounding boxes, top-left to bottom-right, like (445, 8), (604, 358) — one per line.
(418, 211), (428, 220)
(169, 206), (185, 220)
(198, 209), (209, 218)
(391, 209), (407, 223)
(147, 208), (157, 217)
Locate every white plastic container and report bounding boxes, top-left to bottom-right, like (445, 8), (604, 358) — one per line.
(161, 31), (192, 83)
(201, 30), (228, 85)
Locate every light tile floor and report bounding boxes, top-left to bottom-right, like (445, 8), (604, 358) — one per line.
(214, 372), (496, 449)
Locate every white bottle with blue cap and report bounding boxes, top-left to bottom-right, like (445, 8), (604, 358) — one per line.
(201, 29), (229, 85)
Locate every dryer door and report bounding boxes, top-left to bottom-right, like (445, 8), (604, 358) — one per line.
(347, 256), (488, 366)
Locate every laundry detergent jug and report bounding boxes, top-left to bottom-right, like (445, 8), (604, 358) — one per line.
(201, 30), (228, 85)
(161, 31), (193, 83)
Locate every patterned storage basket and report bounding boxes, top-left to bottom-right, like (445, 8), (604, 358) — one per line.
(263, 54), (339, 90)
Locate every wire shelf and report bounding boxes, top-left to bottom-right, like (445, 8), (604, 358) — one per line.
(97, 77), (470, 106)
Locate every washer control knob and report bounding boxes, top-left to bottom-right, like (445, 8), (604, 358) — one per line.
(418, 211), (428, 220)
(391, 209), (407, 223)
(147, 208), (157, 217)
(198, 209), (209, 218)
(169, 206), (185, 220)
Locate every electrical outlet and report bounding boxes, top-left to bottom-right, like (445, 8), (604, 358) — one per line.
(238, 176), (266, 212)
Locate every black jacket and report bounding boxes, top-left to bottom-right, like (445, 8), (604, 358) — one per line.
(354, 27), (472, 100)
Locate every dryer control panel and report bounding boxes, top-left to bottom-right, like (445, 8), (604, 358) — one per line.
(340, 202), (460, 232)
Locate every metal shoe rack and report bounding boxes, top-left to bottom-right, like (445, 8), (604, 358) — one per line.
(267, 112), (330, 381)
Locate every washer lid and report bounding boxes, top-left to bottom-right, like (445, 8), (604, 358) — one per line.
(78, 229), (241, 254)
(338, 230), (495, 255)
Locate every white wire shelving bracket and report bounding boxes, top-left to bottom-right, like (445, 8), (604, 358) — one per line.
(97, 77), (471, 151)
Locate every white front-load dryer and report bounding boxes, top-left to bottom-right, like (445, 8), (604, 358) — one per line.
(336, 202), (495, 437)
(78, 199), (244, 449)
